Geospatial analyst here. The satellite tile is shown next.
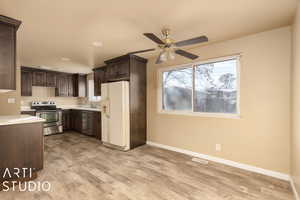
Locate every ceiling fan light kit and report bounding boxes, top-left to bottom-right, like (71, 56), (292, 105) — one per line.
(128, 28), (208, 64)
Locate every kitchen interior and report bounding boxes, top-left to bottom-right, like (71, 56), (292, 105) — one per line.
(0, 13), (147, 188)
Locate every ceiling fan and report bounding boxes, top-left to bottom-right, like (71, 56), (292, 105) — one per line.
(128, 28), (208, 64)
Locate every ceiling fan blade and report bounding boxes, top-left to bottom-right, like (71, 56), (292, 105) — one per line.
(155, 52), (164, 64)
(144, 33), (165, 45)
(175, 49), (199, 60)
(175, 36), (208, 47)
(128, 48), (156, 55)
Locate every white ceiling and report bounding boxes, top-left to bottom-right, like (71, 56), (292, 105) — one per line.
(0, 0), (297, 73)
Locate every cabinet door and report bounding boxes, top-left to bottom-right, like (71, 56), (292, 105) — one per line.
(81, 111), (88, 134)
(116, 61), (130, 79)
(105, 64), (118, 81)
(55, 73), (68, 96)
(0, 24), (16, 90)
(74, 110), (82, 132)
(73, 74), (87, 97)
(93, 112), (101, 140)
(32, 71), (46, 86)
(94, 67), (106, 96)
(21, 70), (32, 96)
(70, 110), (75, 130)
(70, 110), (77, 131)
(62, 110), (70, 131)
(68, 75), (74, 97)
(78, 75), (87, 97)
(106, 61), (129, 81)
(81, 111), (93, 136)
(46, 72), (56, 87)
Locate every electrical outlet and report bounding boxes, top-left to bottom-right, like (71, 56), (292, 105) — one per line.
(7, 98), (15, 104)
(216, 144), (222, 151)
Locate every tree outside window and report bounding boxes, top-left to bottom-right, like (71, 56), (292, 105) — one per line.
(162, 58), (238, 114)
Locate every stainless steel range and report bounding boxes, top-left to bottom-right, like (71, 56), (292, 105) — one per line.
(31, 101), (63, 136)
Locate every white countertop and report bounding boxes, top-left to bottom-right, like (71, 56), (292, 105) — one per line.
(20, 107), (36, 111)
(58, 105), (101, 112)
(21, 105), (101, 112)
(0, 115), (46, 126)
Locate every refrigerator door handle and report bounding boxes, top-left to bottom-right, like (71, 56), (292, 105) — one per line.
(101, 99), (110, 118)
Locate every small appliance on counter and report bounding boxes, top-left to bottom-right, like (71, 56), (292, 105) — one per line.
(31, 101), (63, 136)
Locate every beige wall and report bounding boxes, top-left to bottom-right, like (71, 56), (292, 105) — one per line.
(292, 3), (300, 195)
(0, 67), (21, 115)
(21, 86), (80, 107)
(147, 27), (291, 174)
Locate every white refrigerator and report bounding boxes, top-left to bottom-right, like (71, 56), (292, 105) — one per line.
(100, 81), (130, 151)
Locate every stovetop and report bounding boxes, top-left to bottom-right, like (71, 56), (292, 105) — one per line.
(31, 101), (57, 111)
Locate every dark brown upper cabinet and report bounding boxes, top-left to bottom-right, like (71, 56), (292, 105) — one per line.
(20, 66), (88, 97)
(93, 67), (106, 96)
(105, 61), (130, 82)
(32, 70), (47, 86)
(46, 71), (56, 87)
(67, 74), (74, 97)
(73, 74), (87, 97)
(21, 68), (32, 96)
(56, 73), (77, 97)
(55, 73), (69, 97)
(0, 15), (21, 91)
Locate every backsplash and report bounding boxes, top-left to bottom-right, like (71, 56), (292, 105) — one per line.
(78, 97), (101, 108)
(21, 86), (85, 107)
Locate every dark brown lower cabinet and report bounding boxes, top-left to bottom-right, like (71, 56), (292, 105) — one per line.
(0, 122), (44, 181)
(81, 111), (93, 136)
(62, 110), (71, 131)
(93, 112), (101, 140)
(69, 109), (101, 139)
(71, 109), (82, 133)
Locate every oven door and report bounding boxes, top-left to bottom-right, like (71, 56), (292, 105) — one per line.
(36, 110), (61, 126)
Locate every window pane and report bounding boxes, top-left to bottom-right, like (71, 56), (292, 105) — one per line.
(194, 59), (237, 114)
(88, 79), (94, 100)
(162, 67), (193, 111)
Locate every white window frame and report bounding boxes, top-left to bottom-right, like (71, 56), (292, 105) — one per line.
(157, 55), (241, 119)
(88, 79), (101, 102)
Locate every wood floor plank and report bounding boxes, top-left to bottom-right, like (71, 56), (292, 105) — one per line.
(0, 132), (294, 200)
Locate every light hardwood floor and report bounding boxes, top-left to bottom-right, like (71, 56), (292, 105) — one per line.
(1, 132), (294, 200)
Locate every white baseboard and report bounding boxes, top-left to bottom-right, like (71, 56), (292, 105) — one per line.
(290, 177), (300, 200)
(146, 141), (290, 181)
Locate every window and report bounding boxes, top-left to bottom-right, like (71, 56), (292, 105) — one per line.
(163, 67), (193, 111)
(159, 56), (240, 118)
(88, 79), (101, 102)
